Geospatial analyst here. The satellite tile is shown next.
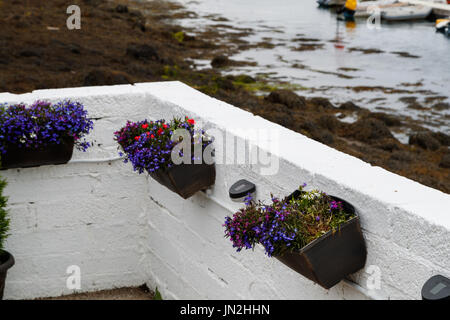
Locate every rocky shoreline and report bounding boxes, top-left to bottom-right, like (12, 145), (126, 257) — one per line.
(0, 0), (448, 193)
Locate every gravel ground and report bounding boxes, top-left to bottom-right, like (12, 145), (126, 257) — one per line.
(38, 285), (154, 300)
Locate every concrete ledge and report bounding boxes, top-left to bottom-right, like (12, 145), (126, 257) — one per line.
(1, 81), (449, 300)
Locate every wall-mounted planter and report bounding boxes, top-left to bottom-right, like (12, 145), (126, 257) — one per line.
(0, 250), (15, 300)
(114, 117), (216, 199)
(1, 138), (74, 170)
(150, 163), (216, 199)
(275, 190), (367, 289)
(0, 100), (93, 170)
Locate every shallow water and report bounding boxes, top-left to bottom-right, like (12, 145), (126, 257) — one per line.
(175, 0), (450, 134)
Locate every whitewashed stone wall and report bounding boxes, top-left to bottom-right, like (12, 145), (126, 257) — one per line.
(1, 81), (449, 300)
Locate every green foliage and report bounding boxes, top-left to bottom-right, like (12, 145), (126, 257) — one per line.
(162, 65), (180, 79)
(232, 75), (307, 93)
(0, 176), (10, 253)
(234, 74), (256, 84)
(173, 31), (185, 43)
(153, 287), (163, 300)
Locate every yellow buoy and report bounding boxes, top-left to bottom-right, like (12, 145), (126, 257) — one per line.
(345, 0), (357, 11)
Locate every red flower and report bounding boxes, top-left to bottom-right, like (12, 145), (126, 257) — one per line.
(151, 134), (155, 139)
(187, 118), (195, 125)
(163, 124), (168, 129)
(142, 123), (149, 129)
(135, 136), (140, 141)
(157, 128), (163, 135)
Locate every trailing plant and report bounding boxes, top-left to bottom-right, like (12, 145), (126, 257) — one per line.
(223, 185), (355, 257)
(114, 116), (212, 174)
(0, 100), (94, 159)
(153, 287), (163, 300)
(0, 176), (9, 254)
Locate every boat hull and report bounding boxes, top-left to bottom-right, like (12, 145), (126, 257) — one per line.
(382, 5), (432, 21)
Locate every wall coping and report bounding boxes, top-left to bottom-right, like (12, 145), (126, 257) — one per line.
(1, 81), (449, 230)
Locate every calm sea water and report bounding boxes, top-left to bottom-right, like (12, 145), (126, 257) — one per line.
(175, 0), (450, 136)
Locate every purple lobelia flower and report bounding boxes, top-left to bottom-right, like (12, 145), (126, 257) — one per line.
(114, 117), (212, 174)
(0, 100), (94, 155)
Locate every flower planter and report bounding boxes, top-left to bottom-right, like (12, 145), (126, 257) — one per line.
(149, 163), (216, 199)
(1, 138), (74, 170)
(115, 117), (216, 199)
(1, 100), (93, 169)
(0, 251), (15, 300)
(275, 190), (367, 289)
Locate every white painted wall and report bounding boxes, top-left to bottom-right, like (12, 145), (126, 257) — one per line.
(1, 81), (449, 300)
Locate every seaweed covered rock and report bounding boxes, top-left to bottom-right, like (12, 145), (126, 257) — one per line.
(84, 69), (133, 86)
(298, 121), (334, 145)
(126, 43), (159, 61)
(265, 90), (306, 110)
(215, 77), (235, 91)
(346, 118), (394, 143)
(409, 132), (441, 151)
(316, 115), (340, 133)
(211, 55), (231, 68)
(389, 150), (413, 163)
(115, 4), (128, 13)
(83, 0), (105, 6)
(366, 112), (402, 127)
(339, 101), (361, 111)
(234, 74), (255, 84)
(431, 132), (450, 147)
(439, 152), (450, 168)
(308, 97), (335, 109)
(432, 102), (450, 111)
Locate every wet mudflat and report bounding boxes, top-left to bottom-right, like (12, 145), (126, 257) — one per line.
(0, 0), (448, 193)
(177, 0), (450, 136)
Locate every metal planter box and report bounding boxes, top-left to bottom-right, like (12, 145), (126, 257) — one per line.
(149, 163), (216, 199)
(1, 138), (74, 170)
(275, 190), (367, 289)
(0, 251), (15, 300)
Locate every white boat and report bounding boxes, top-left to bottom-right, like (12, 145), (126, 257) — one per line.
(429, 0), (450, 17)
(354, 1), (408, 18)
(398, 0), (450, 17)
(435, 17), (450, 31)
(381, 5), (433, 20)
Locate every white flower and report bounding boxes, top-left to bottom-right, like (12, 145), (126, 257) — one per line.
(303, 190), (321, 200)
